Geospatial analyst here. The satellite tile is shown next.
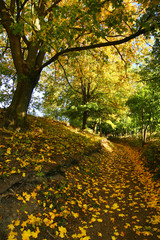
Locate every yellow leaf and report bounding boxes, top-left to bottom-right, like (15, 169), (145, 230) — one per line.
(6, 148), (11, 154)
(88, 207), (93, 211)
(21, 221), (27, 228)
(103, 209), (108, 213)
(134, 225), (142, 230)
(6, 159), (11, 163)
(22, 229), (32, 240)
(80, 237), (91, 240)
(31, 191), (37, 199)
(111, 236), (116, 240)
(31, 227), (40, 238)
(142, 231), (153, 236)
(43, 218), (51, 226)
(79, 227), (86, 236)
(112, 203), (119, 210)
(114, 231), (119, 236)
(72, 234), (78, 238)
(97, 219), (103, 222)
(105, 205), (110, 208)
(8, 224), (15, 231)
(14, 219), (20, 226)
(7, 231), (17, 240)
(90, 217), (96, 223)
(120, 231), (125, 237)
(77, 184), (82, 189)
(49, 212), (56, 220)
(110, 218), (115, 223)
(151, 215), (160, 224)
(58, 226), (67, 238)
(119, 213), (125, 217)
(43, 202), (46, 207)
(83, 204), (87, 209)
(72, 212), (79, 218)
(50, 223), (57, 229)
(98, 232), (102, 237)
(24, 194), (31, 201)
(124, 223), (131, 229)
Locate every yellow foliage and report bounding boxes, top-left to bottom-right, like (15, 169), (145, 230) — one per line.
(58, 226), (67, 238)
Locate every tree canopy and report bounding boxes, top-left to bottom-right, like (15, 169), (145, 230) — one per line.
(0, 0), (159, 127)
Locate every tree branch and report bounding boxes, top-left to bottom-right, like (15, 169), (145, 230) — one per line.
(0, 40), (9, 60)
(44, 0), (62, 17)
(20, 0), (29, 11)
(10, 0), (16, 16)
(57, 59), (81, 94)
(41, 26), (154, 70)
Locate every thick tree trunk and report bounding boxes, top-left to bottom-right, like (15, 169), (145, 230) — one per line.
(5, 74), (39, 128)
(82, 111), (88, 130)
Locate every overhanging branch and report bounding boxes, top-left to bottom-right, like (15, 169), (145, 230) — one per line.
(41, 26), (154, 70)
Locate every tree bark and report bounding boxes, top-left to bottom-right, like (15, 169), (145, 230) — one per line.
(5, 73), (40, 128)
(82, 111), (88, 130)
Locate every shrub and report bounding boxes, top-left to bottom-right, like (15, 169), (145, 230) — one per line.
(141, 143), (160, 180)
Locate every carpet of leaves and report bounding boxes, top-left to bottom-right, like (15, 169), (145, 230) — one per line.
(0, 116), (160, 240)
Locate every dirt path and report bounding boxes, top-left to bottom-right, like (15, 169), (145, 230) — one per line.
(0, 142), (160, 240)
(79, 143), (160, 240)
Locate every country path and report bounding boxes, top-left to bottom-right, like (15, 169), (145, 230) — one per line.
(67, 142), (160, 240)
(2, 140), (160, 240)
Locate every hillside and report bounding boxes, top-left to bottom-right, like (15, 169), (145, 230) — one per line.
(0, 116), (160, 240)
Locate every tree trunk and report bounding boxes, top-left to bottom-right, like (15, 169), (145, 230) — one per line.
(136, 128), (138, 138)
(99, 118), (103, 137)
(94, 121), (98, 134)
(142, 125), (148, 146)
(149, 125), (152, 141)
(5, 74), (39, 128)
(82, 111), (88, 130)
(143, 126), (148, 143)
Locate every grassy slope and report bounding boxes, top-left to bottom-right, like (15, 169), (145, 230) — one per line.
(0, 116), (101, 180)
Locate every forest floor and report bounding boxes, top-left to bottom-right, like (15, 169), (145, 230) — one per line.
(0, 115), (160, 240)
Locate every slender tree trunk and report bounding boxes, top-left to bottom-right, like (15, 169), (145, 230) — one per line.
(143, 126), (148, 143)
(99, 118), (103, 137)
(82, 111), (88, 130)
(136, 128), (138, 138)
(149, 125), (152, 141)
(5, 73), (39, 127)
(141, 107), (145, 145)
(125, 127), (128, 136)
(94, 121), (98, 134)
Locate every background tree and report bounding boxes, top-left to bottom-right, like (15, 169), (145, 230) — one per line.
(126, 85), (160, 143)
(42, 49), (133, 130)
(139, 30), (160, 91)
(0, 0), (159, 127)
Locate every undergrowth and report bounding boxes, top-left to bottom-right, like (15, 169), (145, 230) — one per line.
(141, 143), (160, 181)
